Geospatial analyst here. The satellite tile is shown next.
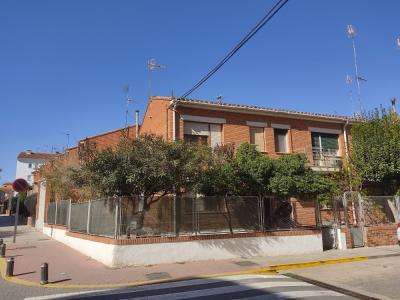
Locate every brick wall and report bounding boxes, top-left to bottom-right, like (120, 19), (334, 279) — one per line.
(291, 199), (317, 226)
(140, 98), (170, 139)
(365, 224), (398, 247)
(174, 104), (348, 164)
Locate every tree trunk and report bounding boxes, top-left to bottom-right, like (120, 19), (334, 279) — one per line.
(223, 195), (233, 234)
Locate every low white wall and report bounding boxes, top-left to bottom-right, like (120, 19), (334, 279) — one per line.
(113, 234), (323, 267)
(43, 226), (322, 268)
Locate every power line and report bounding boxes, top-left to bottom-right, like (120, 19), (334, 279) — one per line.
(179, 0), (289, 99)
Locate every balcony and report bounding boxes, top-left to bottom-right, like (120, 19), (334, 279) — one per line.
(311, 148), (342, 172)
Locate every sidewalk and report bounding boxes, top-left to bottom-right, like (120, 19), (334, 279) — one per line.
(1, 215), (400, 288)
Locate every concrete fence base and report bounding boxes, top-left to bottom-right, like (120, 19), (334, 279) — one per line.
(43, 226), (323, 268)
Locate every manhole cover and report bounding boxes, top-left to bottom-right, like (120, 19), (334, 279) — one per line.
(233, 261), (259, 267)
(146, 272), (171, 280)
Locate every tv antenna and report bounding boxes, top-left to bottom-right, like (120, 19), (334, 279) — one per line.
(347, 24), (366, 116)
(123, 85), (134, 128)
(147, 58), (165, 100)
(61, 132), (70, 150)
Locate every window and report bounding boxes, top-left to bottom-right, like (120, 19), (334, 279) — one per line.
(274, 129), (288, 153)
(183, 122), (221, 147)
(27, 175), (32, 182)
(28, 163), (32, 168)
(250, 127), (265, 152)
(311, 132), (339, 154)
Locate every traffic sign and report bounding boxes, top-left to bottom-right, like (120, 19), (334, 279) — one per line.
(12, 178), (29, 193)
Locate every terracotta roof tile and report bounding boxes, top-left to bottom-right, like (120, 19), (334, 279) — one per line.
(17, 152), (56, 160)
(169, 97), (360, 122)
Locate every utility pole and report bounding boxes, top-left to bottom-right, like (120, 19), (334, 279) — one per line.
(347, 24), (366, 117)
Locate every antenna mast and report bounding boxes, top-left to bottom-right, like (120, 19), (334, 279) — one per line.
(123, 85), (133, 128)
(147, 58), (165, 100)
(347, 24), (364, 116)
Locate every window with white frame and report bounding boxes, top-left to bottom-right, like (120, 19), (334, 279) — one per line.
(311, 132), (339, 155)
(183, 122), (222, 147)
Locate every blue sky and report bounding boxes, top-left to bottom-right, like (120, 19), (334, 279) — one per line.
(1, 0), (400, 182)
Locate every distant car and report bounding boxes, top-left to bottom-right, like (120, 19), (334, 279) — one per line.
(398, 223), (400, 245)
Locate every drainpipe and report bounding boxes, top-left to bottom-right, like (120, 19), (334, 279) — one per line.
(172, 100), (177, 142)
(343, 120), (350, 163)
(135, 110), (139, 138)
(343, 120), (353, 191)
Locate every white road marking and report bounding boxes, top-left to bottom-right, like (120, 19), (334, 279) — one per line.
(24, 274), (347, 300)
(119, 281), (313, 300)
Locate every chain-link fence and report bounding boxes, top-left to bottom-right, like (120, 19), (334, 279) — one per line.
(45, 195), (319, 239)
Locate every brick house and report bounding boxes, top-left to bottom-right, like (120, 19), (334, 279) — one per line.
(35, 96), (355, 229)
(141, 96), (353, 172)
(138, 96), (356, 228)
(34, 125), (137, 229)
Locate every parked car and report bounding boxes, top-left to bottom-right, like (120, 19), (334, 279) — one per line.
(398, 223), (400, 245)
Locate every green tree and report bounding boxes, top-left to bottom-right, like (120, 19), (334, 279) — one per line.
(78, 134), (210, 228)
(235, 143), (275, 197)
(269, 153), (336, 202)
(350, 109), (400, 194)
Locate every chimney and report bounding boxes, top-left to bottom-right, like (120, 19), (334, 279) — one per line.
(135, 110), (139, 138)
(391, 97), (397, 114)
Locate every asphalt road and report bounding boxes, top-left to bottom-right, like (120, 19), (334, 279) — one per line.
(1, 254), (399, 299)
(22, 274), (355, 300)
(283, 254), (400, 300)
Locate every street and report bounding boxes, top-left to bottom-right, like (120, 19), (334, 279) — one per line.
(22, 274), (355, 300)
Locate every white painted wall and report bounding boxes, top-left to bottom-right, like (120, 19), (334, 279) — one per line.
(42, 226), (323, 268)
(35, 181), (47, 229)
(15, 158), (48, 185)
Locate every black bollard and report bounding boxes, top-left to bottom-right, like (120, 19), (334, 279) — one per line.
(0, 238), (3, 245)
(6, 257), (14, 277)
(0, 244), (5, 257)
(40, 263), (48, 285)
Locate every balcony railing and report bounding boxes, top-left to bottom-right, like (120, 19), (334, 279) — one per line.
(312, 148), (342, 169)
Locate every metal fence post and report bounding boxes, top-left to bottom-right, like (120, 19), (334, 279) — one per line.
(54, 202), (58, 225)
(86, 200), (91, 234)
(114, 197), (120, 239)
(68, 199), (72, 229)
(314, 199), (322, 228)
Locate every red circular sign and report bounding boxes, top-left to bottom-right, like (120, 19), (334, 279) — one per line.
(12, 178), (29, 193)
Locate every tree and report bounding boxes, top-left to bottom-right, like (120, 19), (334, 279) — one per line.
(78, 134), (210, 229)
(350, 109), (400, 194)
(269, 153), (336, 202)
(196, 144), (241, 234)
(235, 143), (274, 197)
(43, 160), (81, 201)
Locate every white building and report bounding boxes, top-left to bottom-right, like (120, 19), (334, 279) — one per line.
(16, 151), (54, 186)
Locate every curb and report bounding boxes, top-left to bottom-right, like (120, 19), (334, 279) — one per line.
(0, 255), (370, 289)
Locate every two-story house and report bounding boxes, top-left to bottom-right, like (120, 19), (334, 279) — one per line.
(140, 96), (354, 172)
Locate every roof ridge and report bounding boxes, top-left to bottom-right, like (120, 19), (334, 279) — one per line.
(177, 97), (358, 121)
